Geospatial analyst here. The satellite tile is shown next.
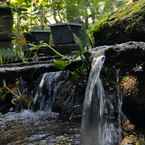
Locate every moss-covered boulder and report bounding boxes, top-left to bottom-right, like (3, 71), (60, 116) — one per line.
(91, 0), (145, 46)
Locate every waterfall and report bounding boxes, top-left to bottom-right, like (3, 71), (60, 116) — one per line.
(33, 71), (70, 112)
(81, 55), (122, 145)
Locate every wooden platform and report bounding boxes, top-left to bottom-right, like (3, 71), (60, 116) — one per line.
(0, 57), (57, 81)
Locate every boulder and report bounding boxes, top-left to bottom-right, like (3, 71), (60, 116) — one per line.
(92, 41), (145, 127)
(91, 0), (145, 46)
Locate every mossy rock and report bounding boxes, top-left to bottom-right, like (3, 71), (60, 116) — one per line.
(91, 0), (145, 46)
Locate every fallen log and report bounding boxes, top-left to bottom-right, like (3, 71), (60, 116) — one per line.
(0, 60), (57, 82)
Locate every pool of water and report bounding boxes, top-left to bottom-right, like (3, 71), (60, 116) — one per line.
(0, 110), (80, 145)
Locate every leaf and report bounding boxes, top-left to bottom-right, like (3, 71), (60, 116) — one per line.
(53, 60), (70, 70)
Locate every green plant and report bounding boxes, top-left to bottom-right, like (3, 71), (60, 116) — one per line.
(3, 80), (32, 109)
(30, 1), (48, 30)
(28, 42), (65, 57)
(9, 0), (127, 32)
(51, 34), (90, 79)
(1, 0), (128, 65)
(0, 48), (17, 64)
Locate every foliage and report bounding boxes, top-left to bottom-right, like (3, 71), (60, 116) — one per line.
(53, 60), (70, 70)
(0, 0), (138, 115)
(89, 0), (145, 45)
(0, 0), (130, 64)
(8, 0), (128, 32)
(0, 47), (25, 64)
(2, 80), (32, 109)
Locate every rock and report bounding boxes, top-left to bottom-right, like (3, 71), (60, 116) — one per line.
(122, 120), (135, 132)
(0, 111), (80, 145)
(92, 41), (145, 68)
(32, 70), (87, 119)
(120, 135), (137, 145)
(120, 133), (145, 145)
(92, 41), (145, 127)
(91, 1), (145, 46)
(53, 75), (87, 119)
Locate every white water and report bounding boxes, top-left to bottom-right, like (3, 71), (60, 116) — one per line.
(33, 71), (69, 111)
(81, 55), (121, 145)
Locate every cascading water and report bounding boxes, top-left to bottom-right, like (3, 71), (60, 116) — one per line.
(0, 71), (82, 145)
(33, 71), (70, 111)
(81, 55), (122, 145)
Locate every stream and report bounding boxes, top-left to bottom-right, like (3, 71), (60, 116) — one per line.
(0, 71), (81, 145)
(0, 110), (80, 145)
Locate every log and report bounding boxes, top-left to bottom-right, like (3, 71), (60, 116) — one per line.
(0, 60), (57, 81)
(0, 62), (53, 73)
(91, 0), (145, 46)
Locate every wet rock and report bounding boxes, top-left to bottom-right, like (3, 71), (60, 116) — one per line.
(92, 41), (145, 127)
(0, 110), (80, 145)
(53, 75), (87, 119)
(120, 133), (145, 145)
(33, 70), (87, 119)
(92, 41), (145, 68)
(121, 135), (137, 145)
(122, 120), (135, 132)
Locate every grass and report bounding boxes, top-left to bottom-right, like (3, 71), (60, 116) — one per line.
(0, 48), (18, 64)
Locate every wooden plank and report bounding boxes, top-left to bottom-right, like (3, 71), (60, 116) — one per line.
(0, 60), (57, 81)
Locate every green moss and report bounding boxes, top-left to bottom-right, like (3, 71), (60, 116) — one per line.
(111, 0), (145, 24)
(109, 0), (145, 23)
(91, 0), (145, 43)
(89, 14), (111, 36)
(89, 13), (110, 37)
